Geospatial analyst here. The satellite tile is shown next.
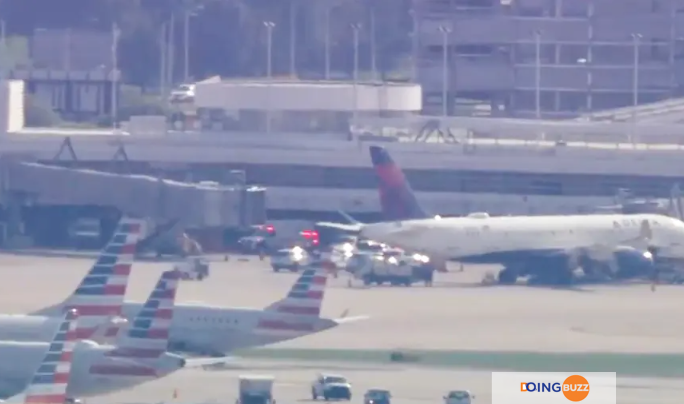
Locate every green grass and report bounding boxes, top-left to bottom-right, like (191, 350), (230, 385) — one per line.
(236, 348), (684, 378)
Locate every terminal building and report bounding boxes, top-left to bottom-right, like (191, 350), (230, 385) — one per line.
(170, 78), (422, 133)
(413, 0), (684, 118)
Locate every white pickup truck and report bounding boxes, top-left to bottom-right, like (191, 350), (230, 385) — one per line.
(311, 373), (352, 401)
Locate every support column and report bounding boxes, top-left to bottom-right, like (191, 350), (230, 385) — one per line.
(5, 192), (30, 248)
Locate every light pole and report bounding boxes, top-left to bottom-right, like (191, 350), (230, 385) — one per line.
(410, 10), (418, 83)
(0, 20), (6, 76)
(439, 25), (451, 117)
(160, 22), (168, 97)
(111, 22), (120, 131)
(351, 23), (362, 120)
(289, 0), (296, 77)
(577, 58), (592, 111)
(631, 33), (642, 143)
(264, 21), (276, 133)
(167, 14), (175, 89)
(324, 5), (330, 80)
(183, 10), (191, 83)
(534, 30), (541, 119)
(264, 21), (276, 78)
(370, 7), (377, 81)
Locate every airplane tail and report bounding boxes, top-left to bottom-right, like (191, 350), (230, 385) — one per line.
(108, 269), (180, 359)
(265, 264), (329, 317)
(369, 145), (428, 221)
(31, 217), (142, 336)
(5, 309), (79, 404)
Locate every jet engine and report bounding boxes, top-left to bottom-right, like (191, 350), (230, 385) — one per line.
(612, 246), (655, 278)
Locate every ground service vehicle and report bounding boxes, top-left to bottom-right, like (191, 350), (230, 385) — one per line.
(444, 390), (474, 404)
(311, 373), (352, 401)
(354, 252), (433, 286)
(270, 246), (308, 272)
(363, 389), (391, 404)
(236, 375), (276, 404)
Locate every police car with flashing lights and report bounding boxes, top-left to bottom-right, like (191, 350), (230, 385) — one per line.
(270, 246), (309, 272)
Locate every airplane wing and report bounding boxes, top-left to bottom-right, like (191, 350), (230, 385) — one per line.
(315, 221), (363, 233)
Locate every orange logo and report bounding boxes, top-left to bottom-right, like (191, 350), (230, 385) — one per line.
(562, 375), (590, 402)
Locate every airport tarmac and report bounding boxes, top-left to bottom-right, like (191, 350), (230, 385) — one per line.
(95, 359), (684, 404)
(2, 254), (684, 403)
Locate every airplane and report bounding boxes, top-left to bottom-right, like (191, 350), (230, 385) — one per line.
(359, 212), (684, 285)
(0, 309), (79, 404)
(26, 257), (366, 357)
(0, 269), (218, 400)
(121, 264), (368, 357)
(0, 216), (143, 343)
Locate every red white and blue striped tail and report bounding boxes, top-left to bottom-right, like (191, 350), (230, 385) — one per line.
(265, 263), (330, 317)
(5, 309), (79, 404)
(108, 269), (180, 360)
(59, 217), (143, 338)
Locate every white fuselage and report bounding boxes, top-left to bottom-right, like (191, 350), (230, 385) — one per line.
(359, 213), (684, 262)
(0, 341), (183, 399)
(2, 306), (338, 356)
(120, 303), (338, 355)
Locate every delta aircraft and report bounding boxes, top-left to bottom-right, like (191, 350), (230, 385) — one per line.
(360, 212), (684, 284)
(0, 220), (366, 357)
(0, 269), (219, 400)
(309, 145), (684, 285)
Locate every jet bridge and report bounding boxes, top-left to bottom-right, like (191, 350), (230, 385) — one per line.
(2, 161), (266, 230)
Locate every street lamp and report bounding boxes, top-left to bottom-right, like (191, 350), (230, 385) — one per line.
(631, 33), (642, 143)
(370, 6), (377, 81)
(111, 22), (120, 130)
(289, 0), (296, 77)
(324, 5), (331, 80)
(577, 58), (592, 112)
(264, 21), (276, 133)
(534, 30), (542, 119)
(409, 10), (418, 83)
(438, 25), (451, 117)
(351, 23), (362, 120)
(264, 21), (276, 79)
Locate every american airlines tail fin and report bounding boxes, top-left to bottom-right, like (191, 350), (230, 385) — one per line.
(32, 217), (142, 335)
(369, 145), (428, 221)
(5, 309), (79, 404)
(265, 264), (330, 317)
(108, 269), (180, 359)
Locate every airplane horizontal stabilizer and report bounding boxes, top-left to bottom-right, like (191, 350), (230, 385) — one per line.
(183, 356), (235, 369)
(333, 315), (370, 324)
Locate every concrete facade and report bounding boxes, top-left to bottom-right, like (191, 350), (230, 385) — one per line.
(414, 0), (684, 118)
